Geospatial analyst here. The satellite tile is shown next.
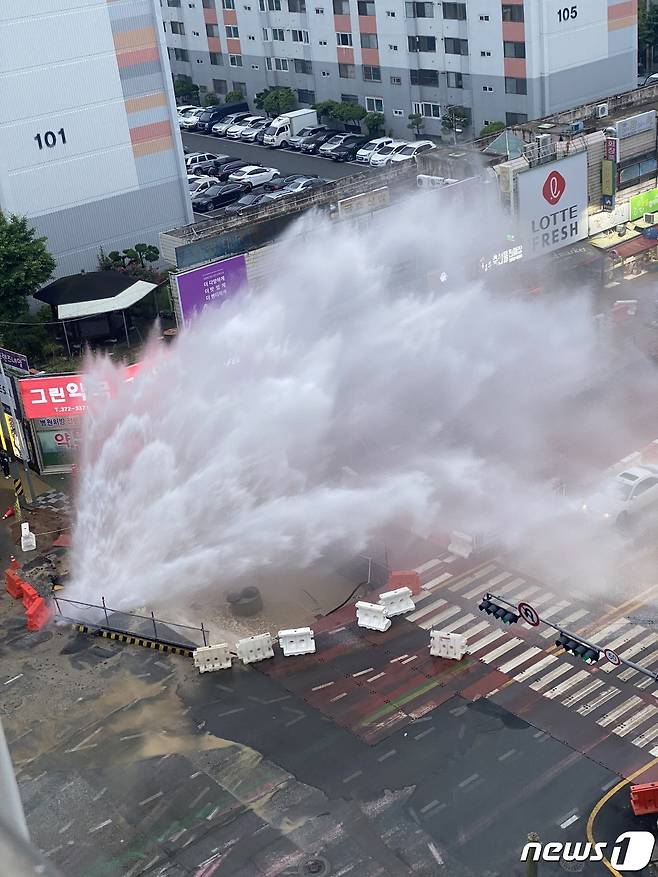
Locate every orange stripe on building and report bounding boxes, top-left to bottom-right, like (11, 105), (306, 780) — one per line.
(361, 47), (379, 65)
(358, 14), (376, 31)
(204, 7), (218, 23)
(133, 135), (174, 158)
(208, 36), (221, 52)
(116, 45), (159, 68)
(504, 57), (526, 78)
(223, 9), (238, 25)
(226, 37), (241, 54)
(125, 92), (167, 114)
(608, 0), (637, 21)
(130, 120), (171, 145)
(334, 14), (351, 31)
(337, 46), (354, 64)
(609, 14), (636, 29)
(502, 21), (525, 40)
(113, 25), (156, 51)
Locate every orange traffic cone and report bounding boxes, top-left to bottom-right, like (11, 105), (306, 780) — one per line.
(10, 555), (17, 570)
(2, 507), (14, 520)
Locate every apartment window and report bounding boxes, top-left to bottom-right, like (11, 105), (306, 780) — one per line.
(276, 57), (289, 70)
(446, 71), (463, 88)
(170, 20), (186, 34)
(502, 3), (524, 21)
(210, 51), (222, 64)
(361, 33), (378, 48)
(288, 0), (306, 9)
(410, 68), (438, 86)
(231, 81), (246, 96)
(413, 101), (441, 118)
(294, 58), (313, 73)
(339, 63), (356, 77)
(336, 32), (353, 46)
(297, 88), (316, 103)
(504, 40), (526, 58)
(222, 0), (235, 6)
(389, 44), (398, 50)
(341, 93), (359, 103)
(225, 25), (239, 37)
(205, 23), (218, 36)
(442, 2), (466, 20)
(405, 1), (433, 17)
(365, 96), (383, 112)
(408, 35), (436, 52)
(619, 152), (658, 189)
(229, 54), (243, 65)
(263, 27), (270, 39)
(213, 78), (228, 93)
(363, 64), (381, 81)
(273, 28), (285, 39)
(505, 76), (527, 94)
(174, 48), (189, 60)
(265, 56), (272, 68)
(445, 37), (468, 55)
(393, 109), (404, 116)
(292, 29), (310, 42)
(333, 0), (349, 11)
(482, 85), (493, 91)
(479, 13), (489, 20)
(357, 0), (376, 13)
(168, 0), (182, 5)
(506, 111), (527, 125)
(390, 75), (401, 84)
(259, 0), (281, 7)
(480, 50), (491, 57)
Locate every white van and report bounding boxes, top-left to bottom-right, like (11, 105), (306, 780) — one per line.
(263, 109), (318, 148)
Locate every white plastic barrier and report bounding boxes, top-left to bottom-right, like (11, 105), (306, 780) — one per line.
(278, 627), (316, 656)
(378, 587), (415, 617)
(20, 523), (36, 553)
(193, 643), (232, 673)
(355, 601), (391, 632)
(430, 630), (467, 660)
(236, 633), (274, 665)
(448, 531), (476, 558)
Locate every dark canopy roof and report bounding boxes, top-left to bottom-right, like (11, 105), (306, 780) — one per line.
(35, 271), (136, 307)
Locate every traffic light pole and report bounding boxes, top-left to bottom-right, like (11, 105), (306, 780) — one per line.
(484, 591), (658, 684)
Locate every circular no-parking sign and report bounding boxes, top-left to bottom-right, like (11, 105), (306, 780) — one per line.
(605, 648), (621, 666)
(518, 601), (540, 627)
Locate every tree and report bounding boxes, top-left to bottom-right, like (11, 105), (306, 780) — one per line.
(174, 75), (199, 105)
(364, 112), (385, 137)
(639, 3), (658, 73)
(0, 213), (55, 328)
(0, 306), (51, 365)
(254, 87), (297, 117)
(98, 244), (160, 280)
(407, 112), (424, 138)
(479, 120), (505, 138)
(333, 102), (366, 127)
(313, 100), (342, 122)
(202, 92), (219, 107)
(225, 89), (245, 105)
(442, 105), (469, 136)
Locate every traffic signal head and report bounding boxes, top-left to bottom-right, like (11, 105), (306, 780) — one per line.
(555, 633), (600, 663)
(479, 598), (519, 625)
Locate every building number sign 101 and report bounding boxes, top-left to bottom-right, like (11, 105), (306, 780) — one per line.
(557, 4), (577, 21)
(34, 129), (67, 150)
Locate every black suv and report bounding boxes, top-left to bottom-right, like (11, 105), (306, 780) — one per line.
(299, 129), (336, 154)
(330, 135), (371, 161)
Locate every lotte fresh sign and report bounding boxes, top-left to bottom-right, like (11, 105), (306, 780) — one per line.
(516, 152), (589, 258)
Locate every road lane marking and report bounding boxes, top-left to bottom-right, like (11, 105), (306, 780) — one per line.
(352, 667), (374, 677)
(329, 691), (348, 702)
(414, 726), (435, 740)
(367, 672), (385, 682)
(377, 749), (396, 762)
(498, 749), (516, 762)
(458, 773), (479, 789)
(560, 814), (579, 829)
(89, 819), (112, 833)
(311, 682), (334, 691)
(342, 770), (362, 784)
(139, 791), (164, 806)
(4, 674), (23, 685)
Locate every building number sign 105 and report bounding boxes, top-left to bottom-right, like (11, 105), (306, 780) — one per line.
(557, 4), (577, 21)
(34, 129), (67, 150)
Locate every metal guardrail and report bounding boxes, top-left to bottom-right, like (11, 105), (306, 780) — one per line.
(52, 596), (208, 648)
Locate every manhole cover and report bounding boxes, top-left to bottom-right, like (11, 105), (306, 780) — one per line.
(298, 857), (330, 876)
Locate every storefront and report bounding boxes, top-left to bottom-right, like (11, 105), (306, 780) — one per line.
(29, 417), (81, 473)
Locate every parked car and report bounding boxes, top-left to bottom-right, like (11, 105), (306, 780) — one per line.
(299, 129), (336, 154)
(241, 119), (270, 142)
(211, 112), (252, 137)
(254, 125), (268, 144)
(186, 152), (218, 173)
(257, 190), (295, 204)
(226, 115), (265, 139)
(264, 174), (315, 191)
(356, 137), (393, 164)
(180, 108), (205, 130)
(228, 165), (280, 188)
(330, 135), (371, 162)
(369, 140), (408, 167)
(189, 177), (218, 197)
(223, 191), (273, 215)
(178, 106), (200, 128)
(211, 159), (259, 181)
(388, 140), (436, 164)
(289, 125), (327, 150)
(184, 152), (206, 167)
(192, 182), (250, 212)
(582, 466), (658, 528)
(196, 102), (249, 134)
(318, 132), (354, 158)
(282, 177), (329, 193)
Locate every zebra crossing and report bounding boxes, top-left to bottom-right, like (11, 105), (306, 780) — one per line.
(410, 554), (658, 755)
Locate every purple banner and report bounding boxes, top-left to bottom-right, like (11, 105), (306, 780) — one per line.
(176, 255), (248, 327)
(0, 346), (29, 372)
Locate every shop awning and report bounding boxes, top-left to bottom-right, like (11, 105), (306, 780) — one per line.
(35, 271), (157, 320)
(606, 234), (658, 260)
(544, 241), (607, 271)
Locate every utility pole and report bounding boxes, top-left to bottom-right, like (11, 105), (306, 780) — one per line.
(0, 357), (34, 506)
(0, 720), (28, 841)
(527, 832), (539, 877)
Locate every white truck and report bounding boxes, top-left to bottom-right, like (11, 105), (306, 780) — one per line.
(263, 109), (318, 148)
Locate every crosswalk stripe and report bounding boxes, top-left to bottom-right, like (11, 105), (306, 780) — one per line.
(528, 591), (560, 609)
(601, 633), (658, 673)
(613, 705), (658, 738)
(636, 677), (655, 690)
(495, 577), (526, 596)
(632, 722), (658, 748)
(577, 687), (620, 716)
(419, 606), (461, 630)
(421, 572), (453, 590)
(561, 679), (604, 707)
(464, 621), (490, 640)
(464, 575), (513, 600)
(480, 638), (524, 665)
(543, 670), (590, 700)
(469, 630), (506, 653)
(597, 696), (643, 728)
(448, 563), (498, 593)
(506, 583), (542, 601)
(604, 626), (648, 653)
(530, 664), (572, 691)
(586, 619), (629, 644)
(436, 613), (474, 633)
(408, 597), (447, 622)
(415, 558), (442, 574)
(514, 655), (557, 682)
(498, 646), (542, 674)
(535, 600), (570, 621)
(619, 643), (658, 680)
(540, 609), (589, 639)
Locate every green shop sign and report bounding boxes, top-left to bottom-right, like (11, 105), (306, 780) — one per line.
(630, 187), (658, 220)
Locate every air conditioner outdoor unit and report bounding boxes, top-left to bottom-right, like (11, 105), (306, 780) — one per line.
(597, 103), (609, 118)
(523, 141), (538, 165)
(535, 133), (552, 156)
(568, 120), (584, 134)
(645, 212), (658, 224)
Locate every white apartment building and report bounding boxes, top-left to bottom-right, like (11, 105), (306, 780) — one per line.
(162, 0), (637, 138)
